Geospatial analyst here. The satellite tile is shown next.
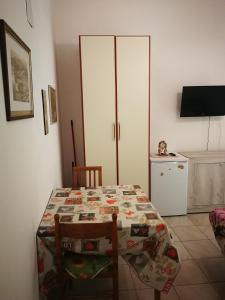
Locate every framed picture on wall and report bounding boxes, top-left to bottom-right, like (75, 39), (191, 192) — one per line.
(48, 85), (57, 123)
(41, 90), (49, 135)
(0, 19), (33, 121)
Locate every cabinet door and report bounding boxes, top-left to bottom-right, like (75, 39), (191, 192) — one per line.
(80, 36), (117, 185)
(151, 162), (188, 216)
(192, 162), (225, 206)
(116, 36), (149, 194)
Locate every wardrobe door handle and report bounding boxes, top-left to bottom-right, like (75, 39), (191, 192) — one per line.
(113, 123), (116, 140)
(118, 122), (120, 140)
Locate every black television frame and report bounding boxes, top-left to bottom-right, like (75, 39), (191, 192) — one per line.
(180, 85), (225, 117)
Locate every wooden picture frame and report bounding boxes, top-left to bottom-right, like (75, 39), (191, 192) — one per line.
(0, 19), (33, 121)
(41, 90), (49, 135)
(48, 85), (57, 123)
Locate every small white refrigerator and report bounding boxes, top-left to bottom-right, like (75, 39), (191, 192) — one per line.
(150, 153), (188, 216)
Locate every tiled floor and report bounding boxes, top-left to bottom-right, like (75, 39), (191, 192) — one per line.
(67, 213), (225, 299)
(116, 213), (225, 300)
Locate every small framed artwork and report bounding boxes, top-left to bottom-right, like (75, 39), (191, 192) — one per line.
(41, 90), (49, 135)
(48, 85), (57, 123)
(0, 19), (33, 121)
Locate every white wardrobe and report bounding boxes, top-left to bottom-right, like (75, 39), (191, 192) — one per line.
(79, 35), (150, 194)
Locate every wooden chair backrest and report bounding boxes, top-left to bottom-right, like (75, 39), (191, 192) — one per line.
(54, 213), (118, 274)
(72, 165), (102, 189)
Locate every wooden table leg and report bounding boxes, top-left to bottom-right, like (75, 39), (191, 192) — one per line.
(154, 289), (161, 300)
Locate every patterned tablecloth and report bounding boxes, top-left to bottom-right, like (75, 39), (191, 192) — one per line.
(36, 185), (180, 299)
(209, 208), (225, 256)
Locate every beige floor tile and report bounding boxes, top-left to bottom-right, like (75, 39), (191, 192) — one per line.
(136, 288), (154, 300)
(182, 240), (223, 259)
(162, 216), (173, 224)
(197, 225), (215, 239)
(174, 260), (208, 285)
(119, 290), (138, 300)
(175, 284), (220, 300)
(119, 255), (127, 265)
(173, 241), (192, 261)
(119, 264), (135, 290)
(161, 287), (180, 300)
(168, 227), (179, 241)
(130, 269), (150, 289)
(196, 257), (225, 282)
(172, 225), (207, 241)
(136, 287), (179, 300)
(211, 282), (225, 299)
(210, 238), (221, 250)
(188, 213), (210, 226)
(163, 215), (193, 227)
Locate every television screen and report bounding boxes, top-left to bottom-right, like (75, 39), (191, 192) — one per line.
(180, 86), (225, 117)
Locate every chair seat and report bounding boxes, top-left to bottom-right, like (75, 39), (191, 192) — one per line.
(63, 252), (112, 280)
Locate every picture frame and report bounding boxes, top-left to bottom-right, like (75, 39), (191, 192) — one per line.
(48, 85), (57, 123)
(0, 19), (33, 121)
(41, 90), (49, 135)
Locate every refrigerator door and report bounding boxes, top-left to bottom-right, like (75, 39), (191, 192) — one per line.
(151, 161), (188, 216)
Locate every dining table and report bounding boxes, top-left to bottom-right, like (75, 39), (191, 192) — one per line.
(36, 184), (180, 299)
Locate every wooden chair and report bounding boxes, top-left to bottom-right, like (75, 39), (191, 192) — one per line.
(72, 165), (102, 189)
(54, 213), (118, 299)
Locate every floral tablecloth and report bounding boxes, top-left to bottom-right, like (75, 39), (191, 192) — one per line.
(36, 185), (180, 299)
(209, 208), (225, 256)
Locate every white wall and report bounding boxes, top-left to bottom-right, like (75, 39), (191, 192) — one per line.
(52, 0), (225, 186)
(0, 1), (62, 299)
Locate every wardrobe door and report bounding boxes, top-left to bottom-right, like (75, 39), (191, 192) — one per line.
(116, 36), (149, 194)
(80, 36), (117, 185)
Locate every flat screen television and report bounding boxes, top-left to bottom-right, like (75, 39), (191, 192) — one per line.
(180, 86), (225, 117)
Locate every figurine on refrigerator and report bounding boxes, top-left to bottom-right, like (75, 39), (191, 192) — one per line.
(158, 140), (168, 156)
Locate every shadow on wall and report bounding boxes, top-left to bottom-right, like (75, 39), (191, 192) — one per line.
(176, 92), (182, 117)
(55, 43), (85, 187)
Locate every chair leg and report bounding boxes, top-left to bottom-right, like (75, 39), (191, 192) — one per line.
(113, 273), (119, 300)
(57, 275), (67, 300)
(154, 289), (161, 300)
(68, 278), (73, 290)
(57, 282), (65, 300)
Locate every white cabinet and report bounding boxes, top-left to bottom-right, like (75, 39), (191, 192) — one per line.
(80, 36), (150, 193)
(181, 151), (225, 212)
